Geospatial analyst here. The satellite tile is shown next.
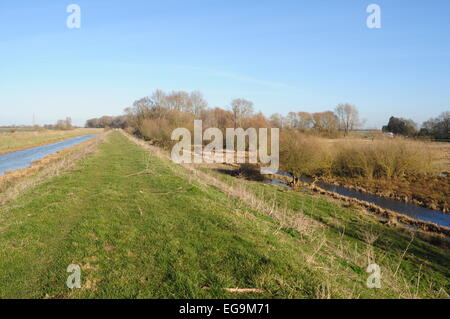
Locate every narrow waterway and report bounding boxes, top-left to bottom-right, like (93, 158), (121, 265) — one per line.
(265, 172), (450, 228)
(0, 135), (98, 176)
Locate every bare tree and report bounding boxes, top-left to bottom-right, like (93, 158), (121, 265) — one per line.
(269, 113), (285, 129)
(55, 117), (73, 130)
(312, 111), (338, 134)
(165, 91), (190, 112)
(190, 91), (208, 117)
(201, 107), (233, 132)
(298, 112), (314, 131)
(151, 89), (167, 108)
(335, 103), (361, 135)
(231, 98), (254, 128)
(286, 112), (299, 128)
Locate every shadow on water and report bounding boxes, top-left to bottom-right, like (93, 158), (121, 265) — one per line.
(214, 164), (266, 182)
(0, 135), (98, 176)
(266, 171), (450, 228)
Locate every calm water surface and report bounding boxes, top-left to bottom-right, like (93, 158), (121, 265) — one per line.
(0, 135), (98, 176)
(266, 172), (450, 228)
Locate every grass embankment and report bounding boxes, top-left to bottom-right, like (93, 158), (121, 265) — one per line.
(0, 128), (103, 154)
(0, 133), (108, 205)
(0, 132), (448, 298)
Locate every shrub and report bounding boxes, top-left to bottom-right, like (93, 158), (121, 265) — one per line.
(139, 118), (173, 147)
(332, 139), (435, 179)
(280, 130), (332, 177)
(138, 110), (195, 149)
(280, 132), (437, 180)
(333, 143), (377, 178)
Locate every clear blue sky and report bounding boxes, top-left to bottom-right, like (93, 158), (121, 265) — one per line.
(1, 0), (449, 128)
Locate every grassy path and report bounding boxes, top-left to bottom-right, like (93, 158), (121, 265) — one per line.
(0, 132), (448, 298)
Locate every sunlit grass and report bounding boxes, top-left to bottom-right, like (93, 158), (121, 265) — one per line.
(0, 132), (447, 298)
(0, 128), (103, 154)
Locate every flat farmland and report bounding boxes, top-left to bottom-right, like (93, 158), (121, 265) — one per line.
(0, 128), (103, 154)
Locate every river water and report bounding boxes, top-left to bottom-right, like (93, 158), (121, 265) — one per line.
(0, 135), (98, 176)
(265, 172), (450, 228)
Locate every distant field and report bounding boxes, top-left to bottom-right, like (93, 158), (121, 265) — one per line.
(0, 127), (38, 133)
(0, 128), (103, 154)
(322, 132), (449, 174)
(349, 130), (384, 138)
(430, 142), (450, 173)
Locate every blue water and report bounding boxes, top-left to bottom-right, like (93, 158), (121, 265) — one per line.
(314, 180), (450, 228)
(0, 135), (98, 176)
(270, 172), (450, 228)
(264, 178), (291, 189)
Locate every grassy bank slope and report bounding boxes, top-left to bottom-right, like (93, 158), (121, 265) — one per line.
(0, 132), (448, 298)
(0, 128), (102, 154)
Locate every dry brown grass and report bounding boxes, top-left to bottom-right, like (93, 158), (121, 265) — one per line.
(0, 133), (109, 206)
(280, 133), (450, 211)
(0, 128), (103, 154)
(332, 138), (436, 179)
(429, 142), (450, 173)
(280, 130), (332, 176)
(281, 132), (438, 179)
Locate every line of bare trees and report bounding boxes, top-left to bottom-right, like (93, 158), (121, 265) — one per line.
(43, 117), (74, 130)
(259, 103), (362, 136)
(86, 89), (362, 142)
(85, 115), (128, 129)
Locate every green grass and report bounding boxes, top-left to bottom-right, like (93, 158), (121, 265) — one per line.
(0, 132), (448, 298)
(201, 168), (450, 297)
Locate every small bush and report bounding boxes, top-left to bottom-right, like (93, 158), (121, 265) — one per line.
(280, 130), (332, 177)
(139, 119), (172, 144)
(138, 110), (195, 149)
